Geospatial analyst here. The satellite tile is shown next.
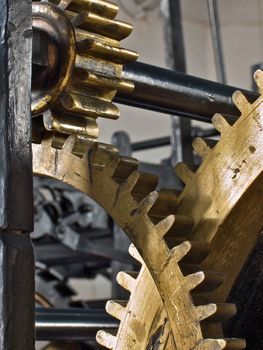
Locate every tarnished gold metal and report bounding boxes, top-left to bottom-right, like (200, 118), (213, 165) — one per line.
(32, 2), (263, 348)
(32, 137), (244, 349)
(175, 70), (263, 304)
(32, 0), (138, 144)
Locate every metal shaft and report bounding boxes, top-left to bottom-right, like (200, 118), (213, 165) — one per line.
(117, 62), (259, 122)
(207, 0), (226, 84)
(0, 0), (34, 349)
(36, 309), (118, 341)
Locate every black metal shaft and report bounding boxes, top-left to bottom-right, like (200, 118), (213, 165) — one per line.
(0, 0), (34, 349)
(132, 136), (171, 151)
(36, 308), (118, 341)
(117, 62), (259, 122)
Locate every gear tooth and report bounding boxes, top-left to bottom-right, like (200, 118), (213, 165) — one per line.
(58, 0), (72, 10)
(175, 162), (196, 185)
(111, 156), (139, 181)
(96, 330), (117, 349)
(77, 38), (138, 64)
(195, 303), (217, 322)
(128, 244), (143, 264)
(184, 271), (205, 291)
(193, 269), (224, 293)
(176, 240), (210, 264)
(232, 90), (250, 113)
(212, 113), (231, 133)
(71, 11), (133, 41)
(116, 271), (138, 292)
(139, 191), (159, 215)
(192, 137), (212, 159)
(124, 171), (141, 193)
(205, 303), (237, 323)
(65, 0), (119, 19)
(171, 241), (192, 262)
(44, 112), (99, 140)
(106, 300), (126, 321)
(194, 339), (227, 350)
(155, 215), (175, 237)
(165, 215), (194, 240)
(254, 69), (263, 93)
(60, 92), (120, 120)
(222, 338), (246, 349)
(61, 134), (77, 152)
(41, 136), (53, 148)
(131, 172), (159, 200)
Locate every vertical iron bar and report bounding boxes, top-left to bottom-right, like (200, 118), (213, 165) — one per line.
(0, 0), (34, 349)
(207, 0), (226, 84)
(162, 0), (194, 164)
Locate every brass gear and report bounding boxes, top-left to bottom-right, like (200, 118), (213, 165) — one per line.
(32, 137), (244, 349)
(32, 0), (138, 146)
(97, 244), (242, 350)
(174, 70), (263, 305)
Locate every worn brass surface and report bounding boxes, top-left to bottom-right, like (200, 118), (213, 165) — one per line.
(32, 0), (138, 144)
(32, 137), (244, 349)
(32, 2), (263, 348)
(175, 70), (263, 304)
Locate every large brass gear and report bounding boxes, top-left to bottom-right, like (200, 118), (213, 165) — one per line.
(174, 70), (263, 305)
(32, 137), (243, 349)
(31, 1), (263, 348)
(32, 0), (138, 145)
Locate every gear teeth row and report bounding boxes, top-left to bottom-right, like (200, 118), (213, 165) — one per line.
(71, 11), (133, 41)
(32, 139), (245, 348)
(36, 0), (138, 148)
(175, 162), (198, 185)
(60, 0), (119, 19)
(193, 138), (218, 159)
(232, 90), (250, 114)
(173, 69), (263, 314)
(212, 113), (232, 134)
(106, 300), (127, 321)
(97, 246), (170, 349)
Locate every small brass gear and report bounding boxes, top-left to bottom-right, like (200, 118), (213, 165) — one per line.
(32, 137), (244, 349)
(32, 0), (138, 145)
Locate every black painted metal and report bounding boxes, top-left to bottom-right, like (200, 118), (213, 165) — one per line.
(0, 0), (34, 349)
(0, 0), (33, 231)
(131, 128), (218, 152)
(36, 308), (118, 341)
(0, 233), (35, 349)
(132, 136), (171, 151)
(117, 62), (259, 122)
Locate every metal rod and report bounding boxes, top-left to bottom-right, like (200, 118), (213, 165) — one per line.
(131, 128), (219, 152)
(0, 0), (34, 349)
(36, 309), (118, 341)
(207, 0), (226, 84)
(132, 136), (171, 151)
(117, 62), (259, 122)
